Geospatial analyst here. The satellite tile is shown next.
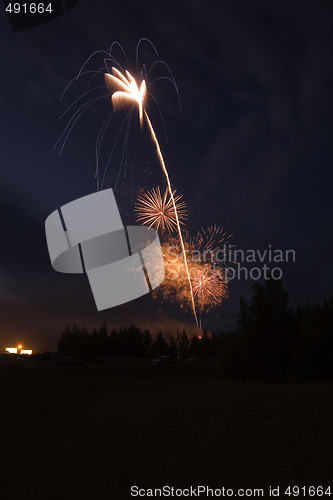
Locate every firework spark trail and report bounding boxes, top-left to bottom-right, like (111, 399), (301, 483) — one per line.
(143, 110), (198, 326)
(105, 66), (198, 326)
(54, 94), (110, 157)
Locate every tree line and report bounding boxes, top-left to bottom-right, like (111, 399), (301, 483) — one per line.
(58, 323), (216, 359)
(58, 279), (333, 382)
(220, 279), (333, 382)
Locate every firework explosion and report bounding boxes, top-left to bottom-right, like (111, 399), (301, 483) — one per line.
(135, 186), (233, 324)
(156, 232), (230, 319)
(55, 41), (233, 328)
(189, 225), (236, 265)
(135, 187), (187, 234)
(192, 266), (226, 309)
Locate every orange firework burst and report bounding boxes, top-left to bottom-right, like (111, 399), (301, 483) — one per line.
(191, 265), (226, 310)
(135, 187), (187, 234)
(156, 235), (229, 315)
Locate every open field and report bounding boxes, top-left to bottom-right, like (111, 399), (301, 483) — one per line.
(0, 362), (332, 499)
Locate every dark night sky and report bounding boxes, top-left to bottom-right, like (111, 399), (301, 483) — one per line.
(0, 0), (332, 350)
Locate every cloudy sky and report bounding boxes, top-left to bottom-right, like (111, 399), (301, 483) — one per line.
(0, 0), (332, 350)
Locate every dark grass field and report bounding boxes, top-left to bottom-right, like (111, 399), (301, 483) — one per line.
(0, 362), (332, 499)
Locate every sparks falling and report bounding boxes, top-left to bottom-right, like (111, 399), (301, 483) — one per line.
(105, 66), (199, 326)
(135, 187), (187, 234)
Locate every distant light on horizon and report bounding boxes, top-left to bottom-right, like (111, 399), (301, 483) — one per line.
(6, 347), (17, 354)
(5, 346), (33, 355)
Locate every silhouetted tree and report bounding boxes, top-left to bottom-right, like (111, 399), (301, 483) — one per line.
(179, 329), (190, 358)
(199, 331), (213, 358)
(124, 324), (147, 358)
(89, 322), (109, 356)
(151, 332), (169, 357)
(292, 297), (333, 381)
(58, 323), (89, 356)
(168, 336), (178, 358)
(237, 279), (294, 380)
(143, 329), (153, 358)
(189, 335), (200, 356)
